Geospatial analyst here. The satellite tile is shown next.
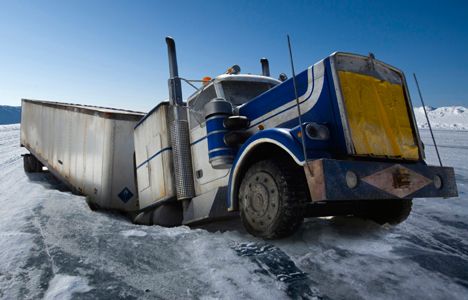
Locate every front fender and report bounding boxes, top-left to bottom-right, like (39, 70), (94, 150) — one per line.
(227, 128), (305, 211)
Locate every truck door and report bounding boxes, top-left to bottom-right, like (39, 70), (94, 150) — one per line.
(188, 83), (231, 194)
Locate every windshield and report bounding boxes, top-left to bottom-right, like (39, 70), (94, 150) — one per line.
(222, 81), (275, 106)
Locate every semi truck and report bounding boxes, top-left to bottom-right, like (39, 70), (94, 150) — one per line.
(21, 37), (458, 238)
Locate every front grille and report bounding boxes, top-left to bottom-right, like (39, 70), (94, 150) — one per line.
(338, 70), (419, 160)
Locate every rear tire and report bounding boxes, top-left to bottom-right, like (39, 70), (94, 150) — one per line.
(356, 199), (413, 225)
(133, 203), (183, 227)
(239, 159), (306, 239)
(23, 154), (43, 173)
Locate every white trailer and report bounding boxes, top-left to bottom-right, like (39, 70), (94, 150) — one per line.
(20, 99), (144, 211)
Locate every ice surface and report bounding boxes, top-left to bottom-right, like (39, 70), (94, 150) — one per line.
(0, 120), (467, 299)
(43, 274), (91, 300)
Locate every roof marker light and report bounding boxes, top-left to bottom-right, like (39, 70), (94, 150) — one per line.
(226, 65), (241, 75)
(202, 76), (212, 86)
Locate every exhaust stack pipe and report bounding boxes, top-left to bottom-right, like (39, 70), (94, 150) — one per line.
(165, 37), (195, 200)
(166, 37), (183, 105)
(260, 58), (270, 77)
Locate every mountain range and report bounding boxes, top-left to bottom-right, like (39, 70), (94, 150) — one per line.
(0, 106), (21, 125)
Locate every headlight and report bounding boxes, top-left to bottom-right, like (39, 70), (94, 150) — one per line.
(305, 123), (330, 140)
(346, 171), (359, 189)
(433, 175), (443, 189)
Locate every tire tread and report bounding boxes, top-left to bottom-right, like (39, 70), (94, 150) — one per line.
(240, 158), (306, 239)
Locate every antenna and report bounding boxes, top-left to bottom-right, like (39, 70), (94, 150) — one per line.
(413, 73), (443, 167)
(287, 35), (308, 165)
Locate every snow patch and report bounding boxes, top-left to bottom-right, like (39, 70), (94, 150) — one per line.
(120, 229), (147, 237)
(0, 123), (20, 131)
(44, 274), (91, 300)
(414, 106), (468, 130)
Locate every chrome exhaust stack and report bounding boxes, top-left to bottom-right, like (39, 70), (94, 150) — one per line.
(260, 58), (270, 77)
(166, 37), (195, 200)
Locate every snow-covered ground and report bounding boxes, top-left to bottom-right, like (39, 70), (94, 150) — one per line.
(0, 123), (467, 299)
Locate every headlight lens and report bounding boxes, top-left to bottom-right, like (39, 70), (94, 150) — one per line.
(346, 171), (359, 189)
(433, 175), (443, 189)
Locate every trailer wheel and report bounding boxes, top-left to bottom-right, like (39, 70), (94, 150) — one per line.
(357, 199), (413, 225)
(239, 159), (305, 239)
(23, 154), (43, 173)
(86, 197), (100, 211)
(23, 155), (33, 173)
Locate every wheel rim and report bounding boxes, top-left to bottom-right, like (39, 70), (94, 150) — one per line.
(241, 171), (280, 231)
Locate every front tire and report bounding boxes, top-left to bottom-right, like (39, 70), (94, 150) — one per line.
(239, 159), (306, 239)
(356, 199), (413, 225)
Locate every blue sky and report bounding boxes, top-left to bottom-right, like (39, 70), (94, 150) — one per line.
(0, 0), (467, 111)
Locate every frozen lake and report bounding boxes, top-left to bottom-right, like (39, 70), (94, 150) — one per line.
(0, 124), (467, 299)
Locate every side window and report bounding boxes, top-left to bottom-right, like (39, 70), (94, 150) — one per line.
(188, 85), (217, 129)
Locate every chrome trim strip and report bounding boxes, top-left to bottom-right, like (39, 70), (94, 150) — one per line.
(208, 147), (232, 153)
